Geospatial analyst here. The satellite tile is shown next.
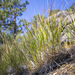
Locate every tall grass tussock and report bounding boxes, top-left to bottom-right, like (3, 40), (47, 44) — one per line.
(0, 2), (75, 75)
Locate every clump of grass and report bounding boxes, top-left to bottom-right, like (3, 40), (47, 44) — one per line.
(0, 11), (75, 75)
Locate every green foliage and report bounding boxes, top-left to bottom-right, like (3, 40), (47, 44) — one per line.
(0, 1), (75, 75)
(31, 14), (46, 29)
(66, 2), (75, 13)
(0, 12), (74, 74)
(19, 19), (30, 31)
(49, 9), (60, 16)
(0, 31), (14, 45)
(0, 0), (29, 39)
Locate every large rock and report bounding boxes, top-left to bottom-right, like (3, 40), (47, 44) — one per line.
(47, 11), (75, 44)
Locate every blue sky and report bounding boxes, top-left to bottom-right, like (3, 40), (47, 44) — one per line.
(20, 0), (75, 22)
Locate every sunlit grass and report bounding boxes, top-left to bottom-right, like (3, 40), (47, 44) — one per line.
(0, 11), (75, 75)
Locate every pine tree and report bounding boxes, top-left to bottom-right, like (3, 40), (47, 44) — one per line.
(49, 9), (60, 16)
(0, 0), (8, 44)
(31, 14), (46, 28)
(66, 2), (75, 13)
(0, 0), (29, 39)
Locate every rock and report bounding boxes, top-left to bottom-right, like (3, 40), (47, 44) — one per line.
(46, 11), (75, 44)
(30, 61), (35, 68)
(6, 66), (16, 75)
(17, 65), (29, 75)
(6, 65), (29, 75)
(60, 33), (68, 44)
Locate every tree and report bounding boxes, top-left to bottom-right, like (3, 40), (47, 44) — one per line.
(0, 0), (29, 39)
(66, 2), (75, 13)
(19, 19), (30, 33)
(0, 31), (13, 44)
(0, 0), (8, 44)
(49, 9), (60, 16)
(31, 14), (46, 29)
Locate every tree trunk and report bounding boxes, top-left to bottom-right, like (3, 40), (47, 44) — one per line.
(14, 13), (16, 39)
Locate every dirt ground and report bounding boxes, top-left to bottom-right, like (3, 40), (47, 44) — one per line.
(47, 59), (75, 75)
